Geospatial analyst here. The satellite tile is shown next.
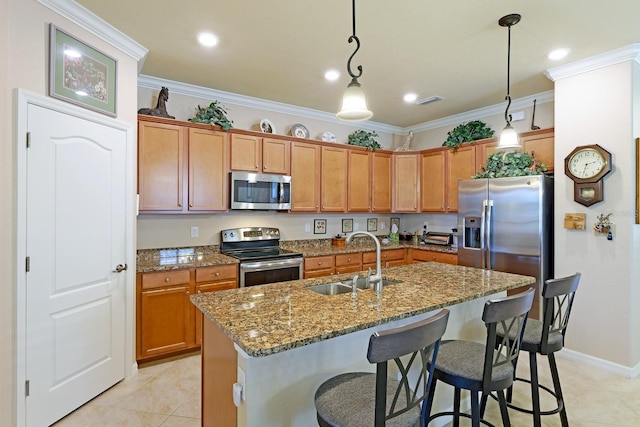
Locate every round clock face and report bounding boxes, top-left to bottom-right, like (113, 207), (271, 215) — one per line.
(567, 148), (607, 180)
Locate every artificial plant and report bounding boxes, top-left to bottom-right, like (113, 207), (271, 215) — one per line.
(473, 151), (547, 178)
(189, 101), (233, 131)
(347, 129), (381, 150)
(443, 120), (495, 150)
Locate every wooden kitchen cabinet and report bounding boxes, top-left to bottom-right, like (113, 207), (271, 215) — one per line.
(137, 265), (238, 362)
(304, 255), (334, 278)
(230, 134), (291, 174)
(334, 253), (363, 274)
(371, 152), (392, 212)
(421, 149), (447, 212)
(291, 142), (321, 212)
(347, 150), (371, 212)
(447, 145), (476, 212)
(393, 153), (420, 212)
(194, 265), (237, 346)
(521, 128), (554, 172)
(138, 116), (229, 213)
(137, 270), (193, 359)
(321, 145), (348, 212)
(409, 249), (457, 265)
(475, 138), (499, 174)
(363, 248), (406, 270)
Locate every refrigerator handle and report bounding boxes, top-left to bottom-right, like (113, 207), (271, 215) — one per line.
(481, 199), (487, 269)
(485, 199), (493, 269)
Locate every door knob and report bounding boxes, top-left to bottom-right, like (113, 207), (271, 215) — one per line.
(113, 263), (128, 273)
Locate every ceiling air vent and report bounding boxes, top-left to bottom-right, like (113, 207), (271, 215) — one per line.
(415, 96), (444, 106)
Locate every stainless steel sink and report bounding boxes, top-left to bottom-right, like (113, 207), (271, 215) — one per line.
(306, 278), (401, 295)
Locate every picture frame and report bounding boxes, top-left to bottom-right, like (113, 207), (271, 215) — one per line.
(342, 219), (353, 233)
(390, 217), (400, 231)
(49, 24), (117, 117)
(367, 218), (378, 232)
(314, 219), (327, 234)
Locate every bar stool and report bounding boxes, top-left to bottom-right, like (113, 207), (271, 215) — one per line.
(495, 272), (581, 427)
(424, 288), (535, 427)
(314, 309), (450, 427)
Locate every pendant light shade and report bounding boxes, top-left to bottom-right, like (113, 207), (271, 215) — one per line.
(496, 13), (522, 151)
(337, 80), (373, 121)
(336, 0), (372, 122)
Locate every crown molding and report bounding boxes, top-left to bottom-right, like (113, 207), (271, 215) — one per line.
(138, 75), (404, 135)
(406, 91), (555, 134)
(37, 0), (148, 71)
(545, 44), (640, 82)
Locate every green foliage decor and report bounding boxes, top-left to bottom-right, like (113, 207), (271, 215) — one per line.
(188, 101), (233, 131)
(347, 129), (381, 150)
(443, 120), (495, 150)
(473, 151), (548, 178)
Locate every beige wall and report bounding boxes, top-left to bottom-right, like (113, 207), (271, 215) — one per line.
(554, 60), (639, 366)
(2, 0), (141, 423)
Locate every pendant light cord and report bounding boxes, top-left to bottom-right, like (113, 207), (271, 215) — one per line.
(504, 23), (512, 125)
(346, 0), (363, 82)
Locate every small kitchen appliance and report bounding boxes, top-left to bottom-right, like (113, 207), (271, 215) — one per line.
(220, 227), (303, 287)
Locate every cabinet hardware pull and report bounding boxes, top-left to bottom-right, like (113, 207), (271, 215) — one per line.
(186, 291), (190, 295)
(215, 272), (220, 276)
(165, 277), (170, 282)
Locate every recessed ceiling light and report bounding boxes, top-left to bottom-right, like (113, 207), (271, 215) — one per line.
(548, 48), (570, 60)
(324, 69), (340, 81)
(403, 93), (418, 103)
(198, 32), (218, 47)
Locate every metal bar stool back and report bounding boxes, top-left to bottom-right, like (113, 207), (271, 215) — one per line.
(314, 309), (450, 427)
(497, 272), (581, 427)
(425, 288), (535, 427)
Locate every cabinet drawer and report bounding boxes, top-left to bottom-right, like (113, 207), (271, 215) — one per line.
(364, 249), (405, 264)
(411, 250), (458, 265)
(304, 256), (334, 271)
(334, 253), (362, 267)
(141, 270), (191, 290)
(195, 265), (238, 283)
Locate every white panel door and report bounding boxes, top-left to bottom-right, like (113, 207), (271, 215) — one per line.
(25, 104), (126, 426)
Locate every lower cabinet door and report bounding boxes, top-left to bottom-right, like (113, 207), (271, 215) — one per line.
(139, 285), (193, 359)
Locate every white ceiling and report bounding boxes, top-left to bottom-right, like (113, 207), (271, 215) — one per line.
(77, 0), (640, 128)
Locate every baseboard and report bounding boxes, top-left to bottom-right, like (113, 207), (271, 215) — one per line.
(558, 348), (640, 379)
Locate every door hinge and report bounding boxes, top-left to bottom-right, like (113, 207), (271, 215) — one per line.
(25, 256), (30, 272)
(26, 132), (31, 148)
(25, 380), (29, 397)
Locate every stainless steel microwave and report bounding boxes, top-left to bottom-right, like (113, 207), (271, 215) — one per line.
(230, 171), (292, 210)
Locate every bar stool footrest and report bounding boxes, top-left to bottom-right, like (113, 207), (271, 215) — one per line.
(489, 376), (564, 416)
(428, 410), (497, 426)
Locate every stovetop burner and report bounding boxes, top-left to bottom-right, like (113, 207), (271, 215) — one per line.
(220, 227), (302, 262)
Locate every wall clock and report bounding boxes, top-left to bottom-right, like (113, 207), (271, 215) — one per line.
(564, 144), (612, 206)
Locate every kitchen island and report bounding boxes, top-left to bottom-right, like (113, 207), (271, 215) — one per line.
(191, 261), (535, 427)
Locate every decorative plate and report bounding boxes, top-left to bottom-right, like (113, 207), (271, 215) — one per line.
(321, 132), (336, 143)
(290, 123), (309, 139)
(260, 119), (275, 134)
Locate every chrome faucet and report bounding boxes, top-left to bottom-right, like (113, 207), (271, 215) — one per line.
(346, 231), (383, 292)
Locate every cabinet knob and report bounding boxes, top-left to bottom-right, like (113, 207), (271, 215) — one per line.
(189, 203), (193, 207)
(215, 272), (220, 276)
(165, 277), (170, 282)
(347, 258), (351, 262)
(264, 166), (267, 170)
(318, 261), (322, 265)
(186, 291), (190, 295)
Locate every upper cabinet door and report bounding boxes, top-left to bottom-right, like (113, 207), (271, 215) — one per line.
(230, 134), (261, 172)
(321, 146), (348, 212)
(447, 145), (476, 212)
(371, 152), (391, 212)
(262, 138), (291, 174)
(420, 149), (446, 212)
(290, 142), (321, 212)
(393, 153), (420, 212)
(521, 128), (554, 172)
(188, 128), (229, 211)
(138, 120), (185, 211)
(347, 150), (371, 212)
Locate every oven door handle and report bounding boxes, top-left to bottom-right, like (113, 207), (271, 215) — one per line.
(240, 257), (303, 272)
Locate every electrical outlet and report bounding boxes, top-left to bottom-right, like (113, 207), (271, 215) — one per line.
(380, 221), (386, 230)
(354, 222), (360, 231)
(191, 226), (199, 238)
(304, 223), (311, 233)
(423, 221), (429, 229)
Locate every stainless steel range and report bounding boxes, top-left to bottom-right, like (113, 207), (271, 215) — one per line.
(220, 227), (303, 287)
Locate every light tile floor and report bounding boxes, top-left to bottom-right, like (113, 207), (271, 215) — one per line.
(54, 350), (640, 426)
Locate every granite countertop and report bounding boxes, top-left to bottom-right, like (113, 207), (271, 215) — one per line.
(136, 238), (456, 272)
(190, 262), (534, 357)
(136, 245), (238, 273)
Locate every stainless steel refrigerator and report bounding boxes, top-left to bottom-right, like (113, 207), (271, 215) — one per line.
(457, 175), (553, 319)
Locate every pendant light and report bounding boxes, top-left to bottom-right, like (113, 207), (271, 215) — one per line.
(336, 0), (373, 121)
(497, 13), (522, 150)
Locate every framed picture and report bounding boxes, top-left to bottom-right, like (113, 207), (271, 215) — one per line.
(342, 219), (353, 233)
(390, 217), (400, 231)
(314, 219), (327, 234)
(367, 218), (378, 232)
(49, 24), (117, 117)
